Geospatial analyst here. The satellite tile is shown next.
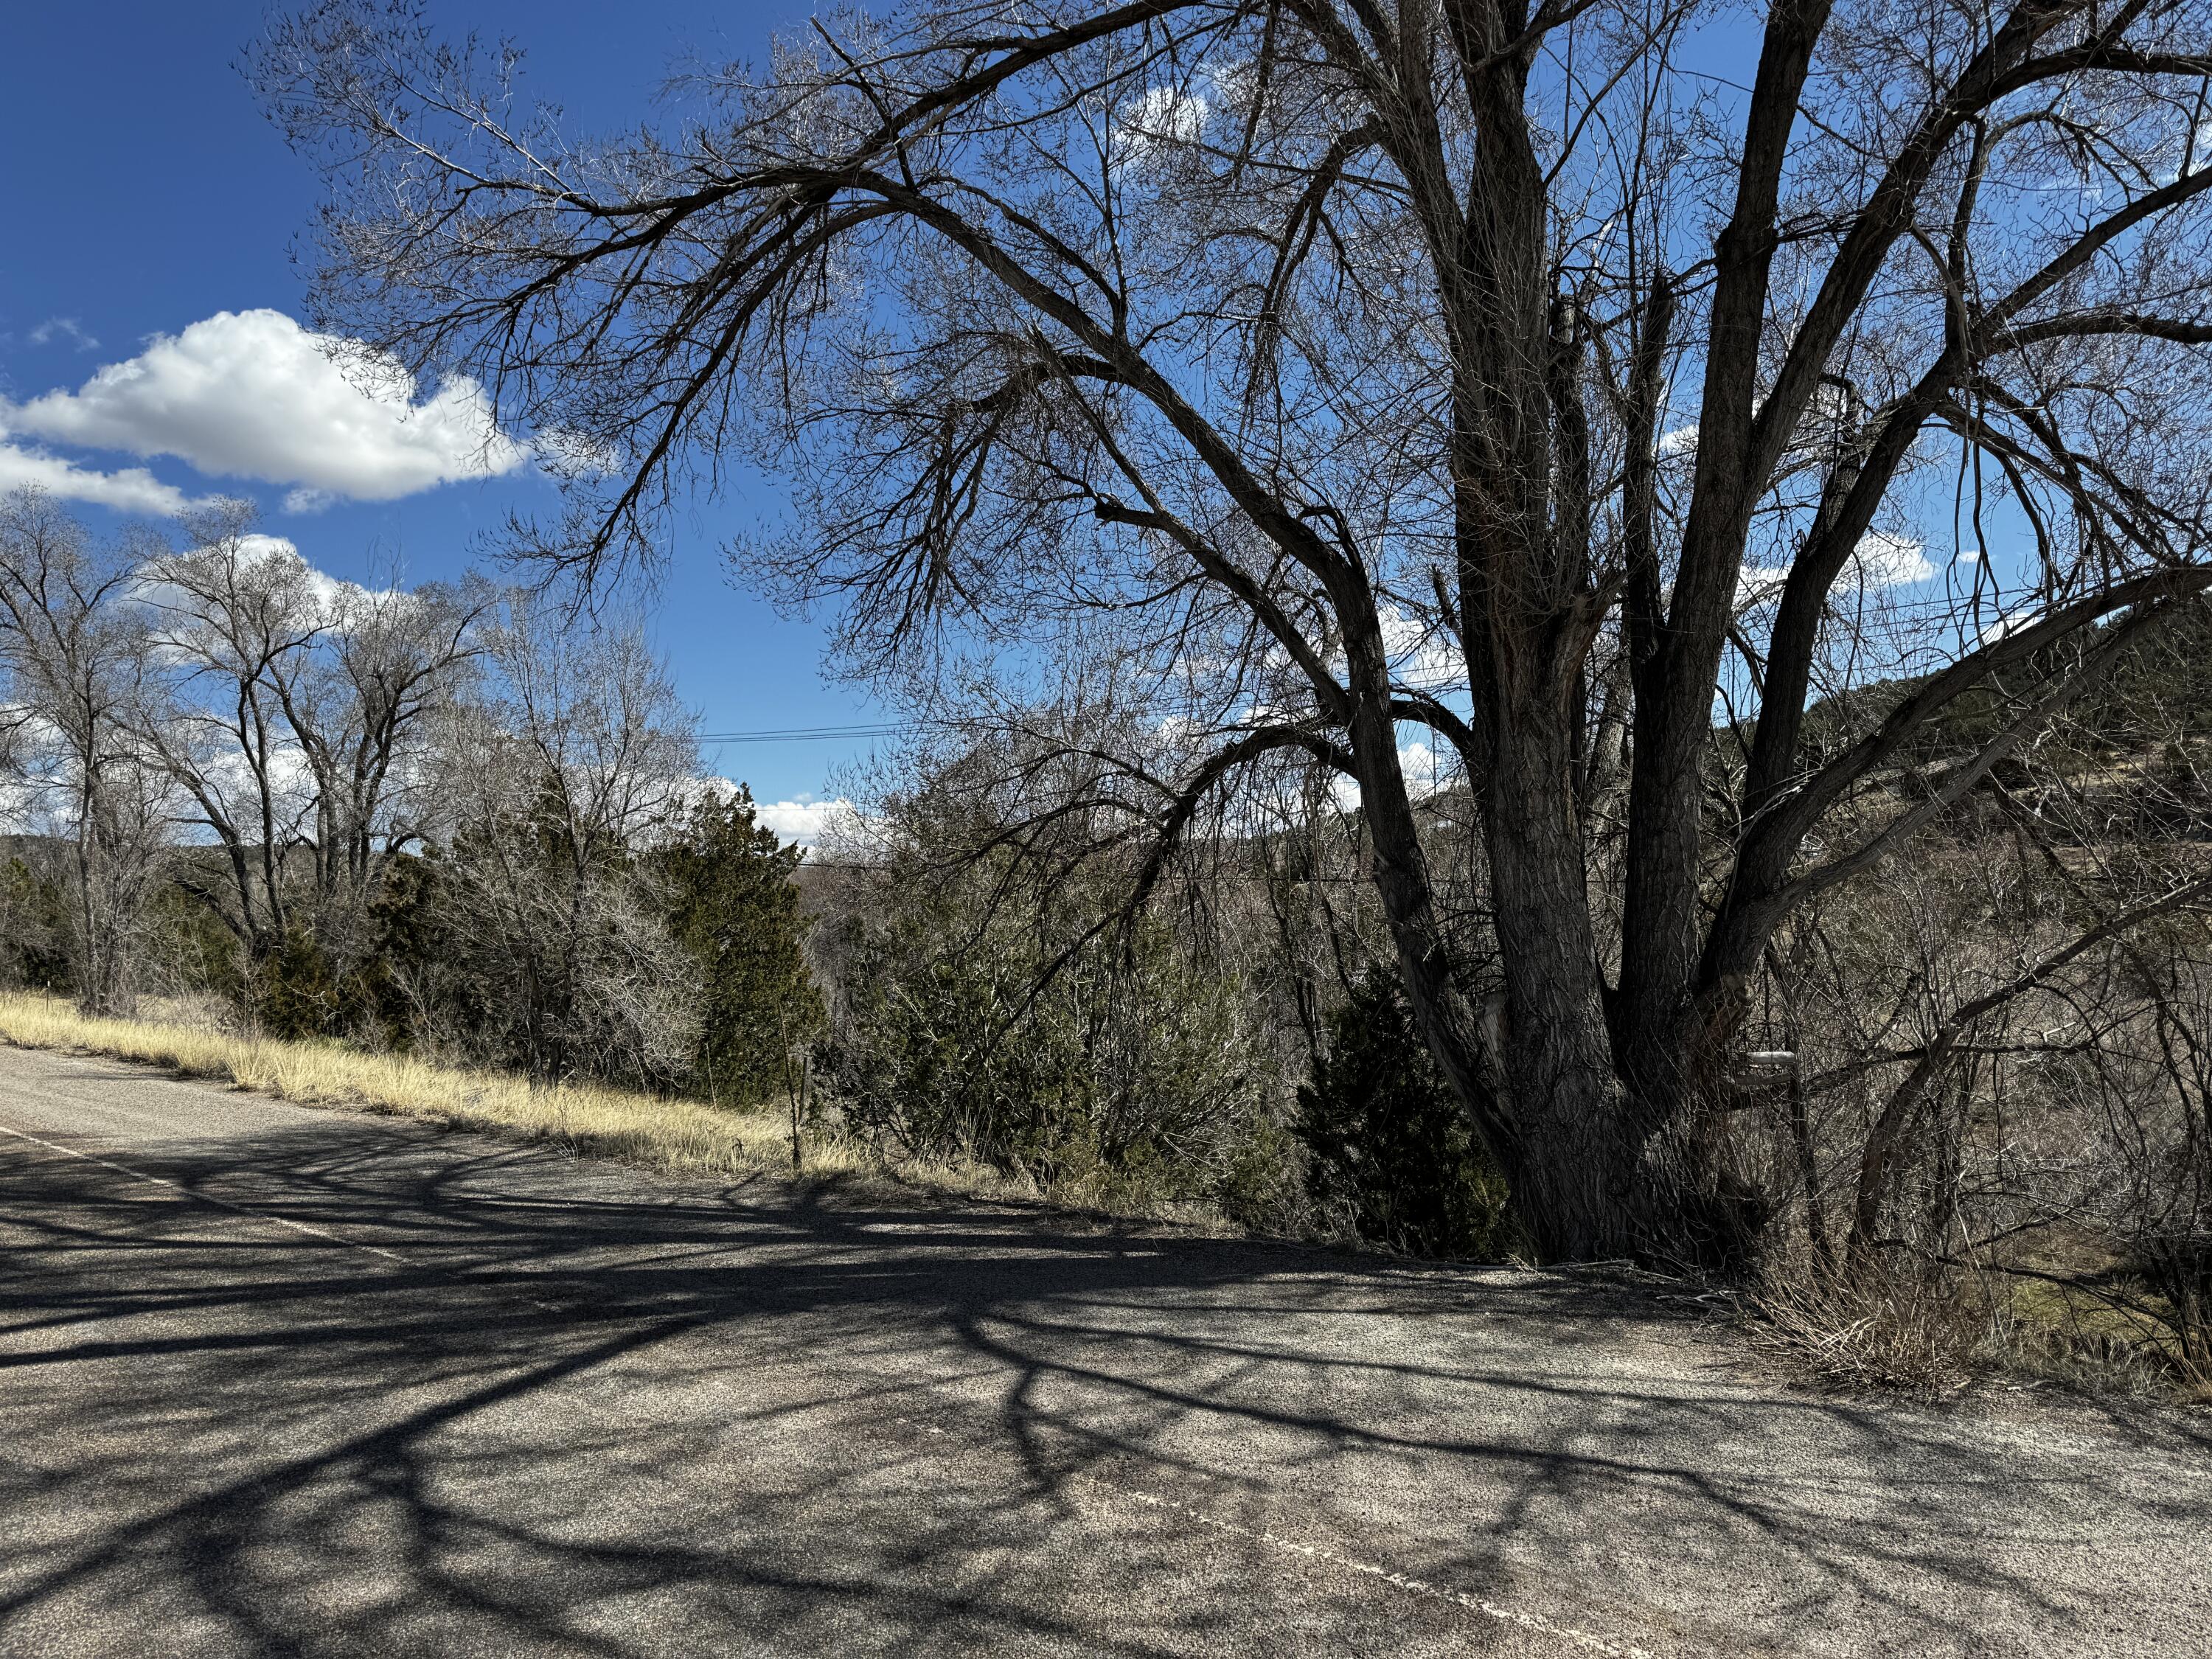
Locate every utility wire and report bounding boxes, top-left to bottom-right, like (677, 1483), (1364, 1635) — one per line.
(696, 723), (906, 743)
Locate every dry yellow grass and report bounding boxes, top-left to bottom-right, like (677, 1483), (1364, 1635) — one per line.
(0, 990), (850, 1183)
(0, 992), (1240, 1229)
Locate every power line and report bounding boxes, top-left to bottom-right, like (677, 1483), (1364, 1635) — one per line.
(696, 723), (906, 744)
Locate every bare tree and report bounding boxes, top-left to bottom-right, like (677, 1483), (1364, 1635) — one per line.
(0, 490), (170, 1014)
(133, 503), (484, 974)
(255, 0), (2212, 1258)
(416, 597), (700, 1082)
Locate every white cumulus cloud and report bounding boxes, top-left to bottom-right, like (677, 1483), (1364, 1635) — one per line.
(131, 533), (403, 650)
(1116, 84), (1209, 155)
(754, 796), (858, 849)
(0, 439), (209, 515)
(1738, 531), (1937, 608)
(694, 778), (859, 849)
(1978, 605), (2043, 646)
(4, 309), (529, 503)
(1399, 740), (1447, 799)
(1851, 530), (1935, 586)
(1380, 607), (1461, 691)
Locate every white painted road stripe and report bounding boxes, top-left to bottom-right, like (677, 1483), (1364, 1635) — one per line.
(0, 1119), (415, 1263)
(886, 1411), (1660, 1658)
(1113, 1486), (1657, 1658)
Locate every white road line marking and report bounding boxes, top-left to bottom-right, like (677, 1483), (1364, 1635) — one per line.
(0, 1120), (414, 1264)
(887, 1413), (1657, 1658)
(1111, 1486), (1657, 1658)
(0, 1119), (569, 1312)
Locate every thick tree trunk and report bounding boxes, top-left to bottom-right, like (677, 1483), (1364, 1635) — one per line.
(1359, 637), (1650, 1262)
(1483, 702), (1644, 1259)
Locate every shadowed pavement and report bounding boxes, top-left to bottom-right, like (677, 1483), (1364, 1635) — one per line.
(1, 1044), (2206, 1657)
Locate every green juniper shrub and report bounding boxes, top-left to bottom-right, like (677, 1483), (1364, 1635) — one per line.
(1295, 967), (1512, 1258)
(251, 926), (353, 1040)
(658, 787), (822, 1105)
(350, 850), (449, 1048)
(144, 879), (243, 1005)
(365, 844), (506, 1058)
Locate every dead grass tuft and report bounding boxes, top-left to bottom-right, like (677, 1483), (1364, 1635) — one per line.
(1745, 1259), (1982, 1396)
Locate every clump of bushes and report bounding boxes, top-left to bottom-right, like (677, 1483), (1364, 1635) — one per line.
(1295, 969), (1513, 1259)
(815, 837), (1304, 1226)
(0, 854), (72, 992)
(808, 770), (1523, 1253)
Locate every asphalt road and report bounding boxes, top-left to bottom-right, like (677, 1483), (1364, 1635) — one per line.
(1, 1044), (2207, 1658)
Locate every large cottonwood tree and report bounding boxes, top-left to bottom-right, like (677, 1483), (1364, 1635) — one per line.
(254, 0), (2212, 1257)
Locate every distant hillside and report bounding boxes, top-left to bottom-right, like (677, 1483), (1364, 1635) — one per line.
(1778, 595), (2212, 771)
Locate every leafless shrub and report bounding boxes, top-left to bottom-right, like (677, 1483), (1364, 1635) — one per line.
(1746, 1258), (1983, 1396)
(404, 597), (703, 1086)
(0, 489), (174, 1013)
(1734, 616), (2212, 1392)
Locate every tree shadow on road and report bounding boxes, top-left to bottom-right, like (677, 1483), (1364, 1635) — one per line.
(2, 1105), (2205, 1658)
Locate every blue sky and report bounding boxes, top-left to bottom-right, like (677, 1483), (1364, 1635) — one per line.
(0, 1), (879, 835)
